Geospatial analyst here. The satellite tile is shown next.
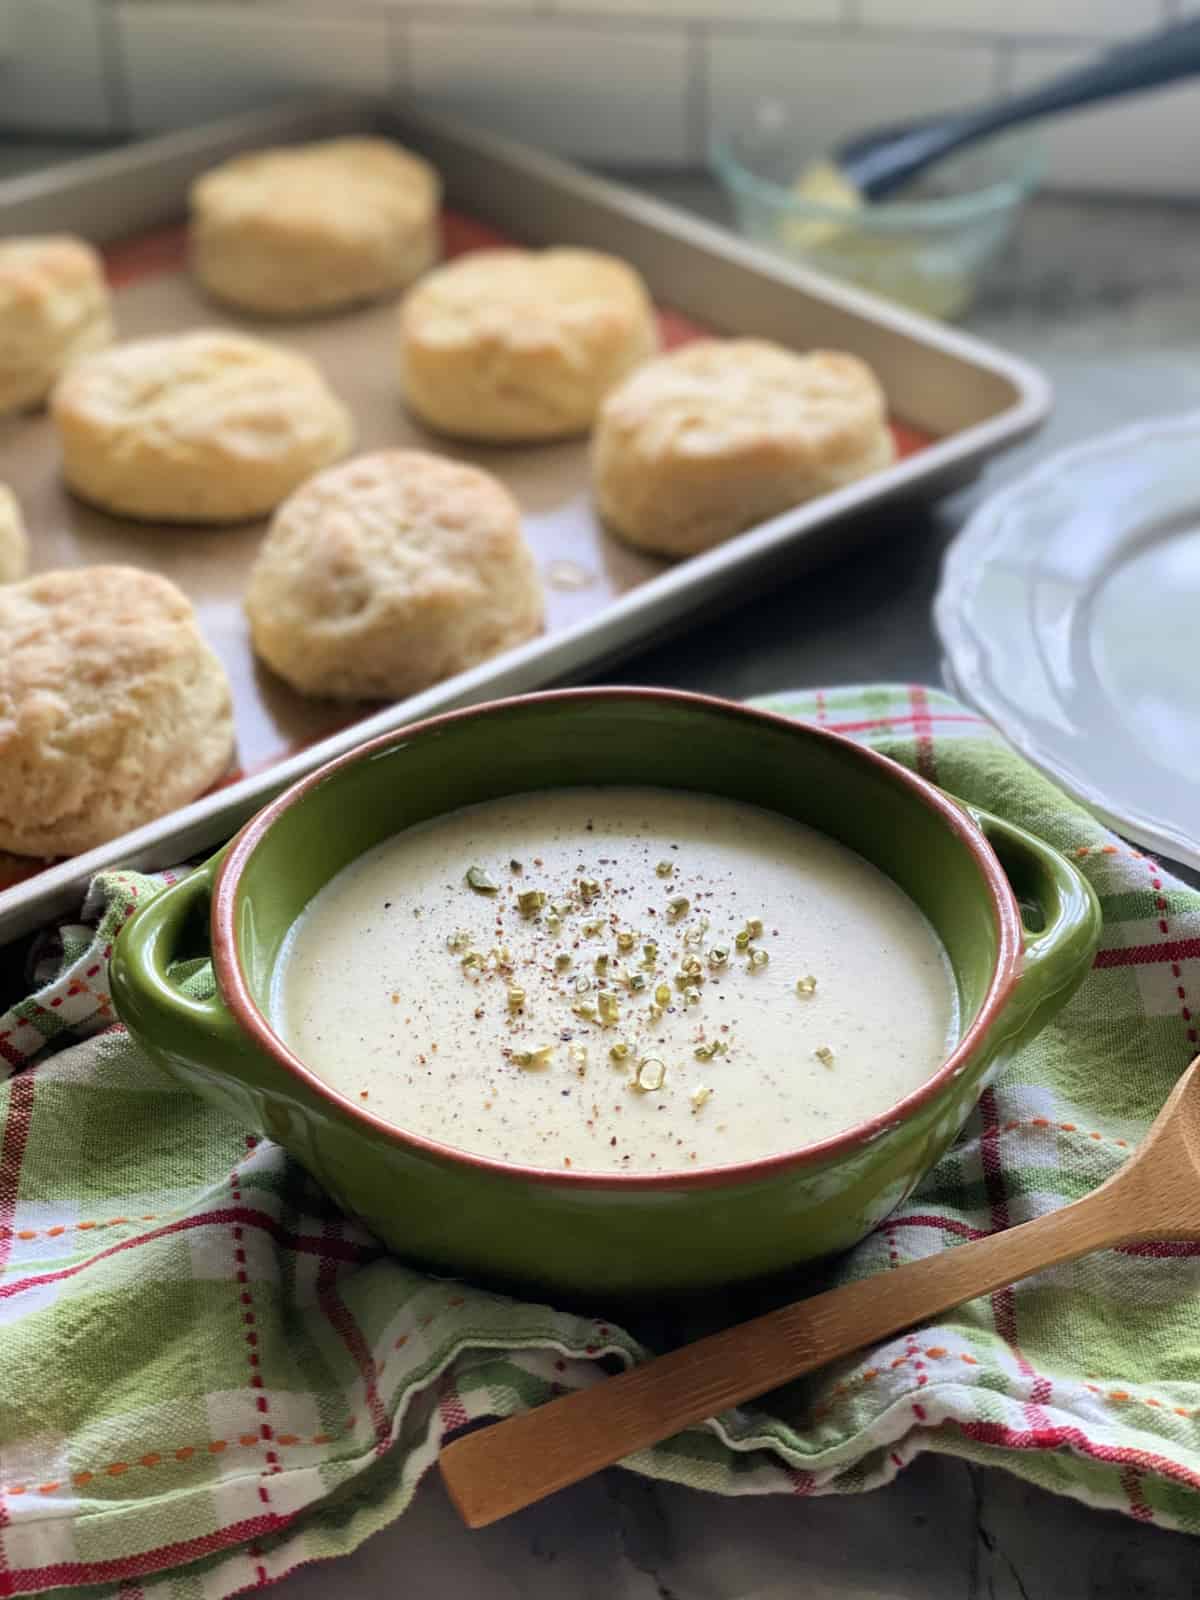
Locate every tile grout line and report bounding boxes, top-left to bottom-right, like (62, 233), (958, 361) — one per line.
(684, 21), (708, 168)
(146, 1), (1128, 51)
(106, 0), (1132, 53)
(992, 36), (1016, 97)
(95, 0), (133, 138)
(388, 11), (409, 99)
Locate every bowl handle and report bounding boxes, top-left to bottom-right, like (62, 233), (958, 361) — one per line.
(963, 804), (1101, 1045)
(110, 852), (247, 1068)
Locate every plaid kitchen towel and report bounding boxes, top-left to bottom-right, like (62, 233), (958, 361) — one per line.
(1, 683), (1199, 1598)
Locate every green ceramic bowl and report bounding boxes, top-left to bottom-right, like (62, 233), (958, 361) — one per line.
(111, 689), (1100, 1299)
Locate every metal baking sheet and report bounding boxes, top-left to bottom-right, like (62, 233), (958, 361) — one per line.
(0, 96), (1051, 940)
(2, 215), (707, 794)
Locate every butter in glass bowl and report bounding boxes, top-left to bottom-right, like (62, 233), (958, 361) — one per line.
(711, 101), (1041, 320)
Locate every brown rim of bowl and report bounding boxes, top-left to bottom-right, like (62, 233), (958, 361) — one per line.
(213, 686), (1022, 1192)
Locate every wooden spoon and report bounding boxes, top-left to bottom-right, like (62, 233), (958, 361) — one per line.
(441, 1057), (1200, 1528)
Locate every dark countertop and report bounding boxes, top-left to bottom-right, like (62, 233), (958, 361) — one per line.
(3, 138), (1199, 1597)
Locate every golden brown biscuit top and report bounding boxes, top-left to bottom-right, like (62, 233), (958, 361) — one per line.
(597, 339), (888, 463)
(400, 247), (652, 352)
(191, 137), (440, 236)
(263, 449), (524, 609)
(51, 328), (348, 450)
(0, 236), (106, 313)
(0, 565), (200, 730)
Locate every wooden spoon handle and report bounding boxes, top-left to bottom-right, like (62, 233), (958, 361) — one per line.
(440, 1178), (1146, 1528)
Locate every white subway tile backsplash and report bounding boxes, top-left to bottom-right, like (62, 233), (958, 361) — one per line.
(0, 0), (1192, 195)
(409, 19), (689, 164)
(0, 0), (113, 132)
(358, 0), (535, 8)
(858, 0), (1165, 38)
(553, 0), (840, 18)
(116, 3), (394, 132)
(708, 30), (999, 154)
(1010, 44), (1200, 194)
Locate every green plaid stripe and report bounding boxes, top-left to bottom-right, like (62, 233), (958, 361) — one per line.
(0, 684), (1198, 1597)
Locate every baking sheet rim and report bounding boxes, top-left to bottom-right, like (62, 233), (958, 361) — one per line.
(0, 97), (1053, 940)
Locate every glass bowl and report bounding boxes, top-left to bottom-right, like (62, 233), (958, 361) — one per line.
(711, 103), (1042, 320)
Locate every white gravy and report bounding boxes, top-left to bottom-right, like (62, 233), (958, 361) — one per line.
(273, 788), (957, 1174)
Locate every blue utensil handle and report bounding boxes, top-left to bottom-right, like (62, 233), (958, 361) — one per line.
(849, 18), (1200, 197)
(955, 19), (1200, 140)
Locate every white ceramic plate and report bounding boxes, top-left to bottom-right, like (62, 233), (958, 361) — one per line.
(936, 412), (1200, 869)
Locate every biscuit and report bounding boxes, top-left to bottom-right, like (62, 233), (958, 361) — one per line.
(191, 137), (441, 316)
(245, 450), (543, 700)
(0, 565), (234, 856)
(591, 339), (894, 557)
(0, 485), (28, 583)
(398, 248), (658, 442)
(0, 236), (112, 415)
(51, 330), (353, 523)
